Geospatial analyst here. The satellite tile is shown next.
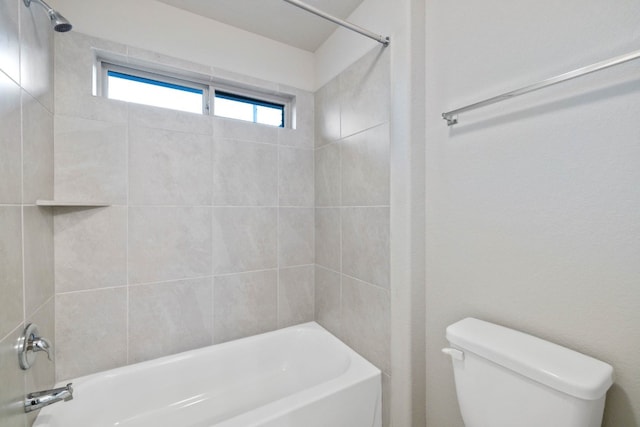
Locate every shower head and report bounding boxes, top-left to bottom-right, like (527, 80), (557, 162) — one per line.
(23, 0), (73, 33)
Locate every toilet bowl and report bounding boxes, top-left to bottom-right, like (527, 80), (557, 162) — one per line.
(443, 318), (614, 427)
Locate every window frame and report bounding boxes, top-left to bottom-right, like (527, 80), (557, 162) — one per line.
(214, 90), (286, 128)
(101, 62), (211, 115)
(97, 59), (293, 128)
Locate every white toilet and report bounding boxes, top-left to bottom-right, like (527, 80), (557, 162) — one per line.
(443, 318), (614, 427)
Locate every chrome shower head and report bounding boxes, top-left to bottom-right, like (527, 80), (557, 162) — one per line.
(23, 0), (73, 33)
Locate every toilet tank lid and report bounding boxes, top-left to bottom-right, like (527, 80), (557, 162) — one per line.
(446, 318), (614, 400)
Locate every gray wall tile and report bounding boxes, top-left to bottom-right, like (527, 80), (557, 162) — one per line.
(278, 88), (314, 149)
(25, 298), (55, 425)
(342, 207), (390, 289)
(129, 206), (212, 284)
(49, 33), (317, 380)
(55, 116), (128, 204)
(279, 208), (314, 267)
(55, 31), (128, 122)
(341, 123), (390, 206)
(129, 126), (212, 205)
(314, 76), (340, 147)
(0, 325), (26, 427)
(54, 206), (127, 293)
(23, 206), (54, 316)
(339, 48), (390, 138)
(315, 142), (341, 207)
(22, 91), (54, 203)
(129, 103), (212, 135)
(129, 278), (213, 363)
(279, 147), (314, 207)
(0, 3), (55, 420)
(212, 139), (277, 206)
(278, 265), (314, 328)
(313, 49), (390, 419)
(290, 90), (314, 146)
(214, 270), (277, 343)
(214, 117), (278, 144)
(278, 127), (312, 149)
(341, 275), (390, 374)
(0, 1), (55, 405)
(126, 46), (212, 76)
(20, 2), (54, 111)
(382, 372), (391, 427)
(0, 72), (21, 204)
(314, 266), (341, 337)
(212, 207), (277, 274)
(315, 208), (341, 271)
(0, 206), (23, 339)
(56, 288), (127, 380)
(0, 0), (20, 83)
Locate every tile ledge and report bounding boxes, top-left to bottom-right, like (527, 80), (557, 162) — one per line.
(36, 200), (111, 207)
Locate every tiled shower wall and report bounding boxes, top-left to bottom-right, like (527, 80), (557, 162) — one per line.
(314, 47), (391, 425)
(0, 0), (56, 425)
(53, 32), (315, 381)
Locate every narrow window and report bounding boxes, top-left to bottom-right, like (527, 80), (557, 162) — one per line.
(105, 68), (205, 114)
(214, 91), (285, 127)
(98, 61), (291, 126)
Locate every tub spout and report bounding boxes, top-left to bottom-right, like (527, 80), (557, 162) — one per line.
(24, 383), (74, 413)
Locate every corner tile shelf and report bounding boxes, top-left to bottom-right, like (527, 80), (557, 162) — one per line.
(36, 200), (111, 207)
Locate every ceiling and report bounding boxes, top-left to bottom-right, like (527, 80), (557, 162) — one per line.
(156, 0), (365, 52)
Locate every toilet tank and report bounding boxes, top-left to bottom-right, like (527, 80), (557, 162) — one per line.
(444, 318), (614, 427)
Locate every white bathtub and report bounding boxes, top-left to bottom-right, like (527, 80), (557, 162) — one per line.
(33, 322), (381, 427)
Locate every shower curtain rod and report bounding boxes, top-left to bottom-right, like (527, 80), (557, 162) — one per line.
(282, 0), (390, 46)
(442, 48), (640, 126)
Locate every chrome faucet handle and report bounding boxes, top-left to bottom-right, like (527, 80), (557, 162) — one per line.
(18, 324), (53, 370)
(30, 336), (52, 361)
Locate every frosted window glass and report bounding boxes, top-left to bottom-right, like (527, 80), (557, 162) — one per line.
(107, 71), (203, 114)
(214, 92), (284, 127)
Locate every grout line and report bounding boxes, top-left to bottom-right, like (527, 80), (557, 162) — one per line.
(56, 285), (128, 296)
(276, 142), (281, 328)
(275, 264), (315, 272)
(341, 121), (390, 141)
(0, 68), (19, 88)
(213, 268), (278, 279)
(340, 272), (391, 294)
(311, 125), (316, 322)
(128, 274), (215, 287)
(315, 205), (391, 209)
(20, 88), (26, 325)
(314, 264), (340, 275)
(17, 4), (29, 394)
(28, 295), (55, 321)
(0, 322), (25, 347)
(338, 129), (344, 336)
(211, 120), (215, 346)
(125, 205), (315, 209)
(54, 265), (307, 294)
(125, 108), (130, 365)
(312, 137), (316, 322)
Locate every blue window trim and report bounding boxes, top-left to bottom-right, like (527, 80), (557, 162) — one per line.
(215, 90), (285, 127)
(107, 70), (204, 95)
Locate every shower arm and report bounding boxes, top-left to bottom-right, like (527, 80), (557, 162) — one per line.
(282, 0), (389, 47)
(24, 0), (55, 15)
(23, 0), (73, 32)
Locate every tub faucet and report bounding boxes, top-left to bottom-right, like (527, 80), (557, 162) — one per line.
(24, 383), (74, 413)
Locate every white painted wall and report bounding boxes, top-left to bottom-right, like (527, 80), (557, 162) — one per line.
(425, 1), (640, 426)
(48, 0), (315, 91)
